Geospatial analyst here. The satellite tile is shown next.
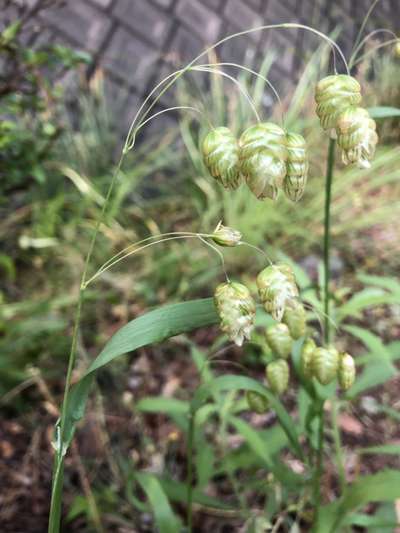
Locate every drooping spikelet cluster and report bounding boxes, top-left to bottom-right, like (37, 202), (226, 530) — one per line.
(202, 123), (309, 202)
(300, 340), (355, 390)
(212, 256), (356, 414)
(256, 263), (299, 322)
(214, 281), (256, 347)
(315, 74), (378, 168)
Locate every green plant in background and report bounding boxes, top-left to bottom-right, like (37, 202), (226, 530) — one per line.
(4, 4), (393, 533)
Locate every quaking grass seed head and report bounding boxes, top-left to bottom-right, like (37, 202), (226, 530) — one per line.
(338, 352), (356, 391)
(211, 221), (242, 247)
(266, 359), (289, 395)
(265, 323), (293, 359)
(283, 132), (309, 202)
(300, 338), (316, 379)
(256, 263), (299, 322)
(315, 74), (362, 132)
(214, 281), (255, 346)
(239, 122), (288, 200)
(246, 390), (269, 414)
(394, 40), (400, 58)
(336, 106), (378, 168)
(282, 300), (306, 340)
(312, 345), (339, 386)
(202, 127), (241, 190)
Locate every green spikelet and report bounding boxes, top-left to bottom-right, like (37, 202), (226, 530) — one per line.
(336, 106), (378, 168)
(265, 323), (293, 358)
(300, 338), (316, 379)
(312, 345), (339, 385)
(246, 390), (269, 414)
(211, 221), (242, 247)
(256, 263), (299, 322)
(282, 300), (306, 340)
(315, 74), (362, 131)
(214, 281), (255, 346)
(202, 127), (241, 189)
(239, 122), (288, 200)
(283, 132), (309, 202)
(338, 352), (356, 391)
(266, 359), (289, 395)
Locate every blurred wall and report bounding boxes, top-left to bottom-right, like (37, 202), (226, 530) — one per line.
(5, 0), (399, 132)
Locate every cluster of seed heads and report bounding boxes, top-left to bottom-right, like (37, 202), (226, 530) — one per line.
(209, 72), (370, 414)
(213, 259), (355, 414)
(202, 74), (378, 201)
(301, 339), (356, 390)
(202, 123), (308, 202)
(315, 74), (378, 168)
(248, 293), (306, 411)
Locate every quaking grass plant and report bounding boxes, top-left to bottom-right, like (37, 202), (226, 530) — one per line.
(48, 6), (400, 532)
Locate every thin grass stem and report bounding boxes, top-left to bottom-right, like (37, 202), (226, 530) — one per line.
(331, 399), (346, 492)
(186, 408), (195, 532)
(92, 232), (212, 278)
(134, 106), (205, 134)
(323, 138), (336, 345)
(125, 23), (348, 152)
(192, 66), (261, 122)
(349, 28), (398, 68)
(239, 241), (273, 265)
(351, 38), (399, 67)
(351, 0), (381, 61)
(198, 62), (285, 126)
(197, 235), (229, 282)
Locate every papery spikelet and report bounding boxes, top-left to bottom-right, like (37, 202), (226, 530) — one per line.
(239, 123), (288, 200)
(338, 352), (355, 391)
(246, 390), (269, 414)
(283, 132), (309, 202)
(211, 221), (242, 247)
(282, 300), (306, 340)
(265, 323), (293, 358)
(202, 127), (241, 189)
(256, 263), (299, 322)
(315, 74), (362, 131)
(336, 106), (378, 168)
(312, 345), (339, 385)
(266, 359), (289, 395)
(301, 338), (316, 378)
(214, 281), (255, 346)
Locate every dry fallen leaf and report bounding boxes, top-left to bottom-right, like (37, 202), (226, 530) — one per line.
(338, 413), (363, 435)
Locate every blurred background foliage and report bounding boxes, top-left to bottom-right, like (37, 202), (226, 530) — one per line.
(1, 7), (400, 532)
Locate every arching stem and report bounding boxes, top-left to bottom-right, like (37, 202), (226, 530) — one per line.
(349, 28), (398, 69)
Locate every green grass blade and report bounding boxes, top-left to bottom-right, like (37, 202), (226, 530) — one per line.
(368, 106), (400, 118)
(63, 298), (218, 446)
(191, 375), (304, 460)
(357, 444), (400, 455)
(134, 472), (182, 533)
(318, 470), (400, 532)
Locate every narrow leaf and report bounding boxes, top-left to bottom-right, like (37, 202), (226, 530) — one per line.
(63, 298), (218, 445)
(191, 375), (304, 460)
(135, 472), (181, 533)
(357, 444), (400, 455)
(368, 106), (400, 119)
(318, 470), (400, 531)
